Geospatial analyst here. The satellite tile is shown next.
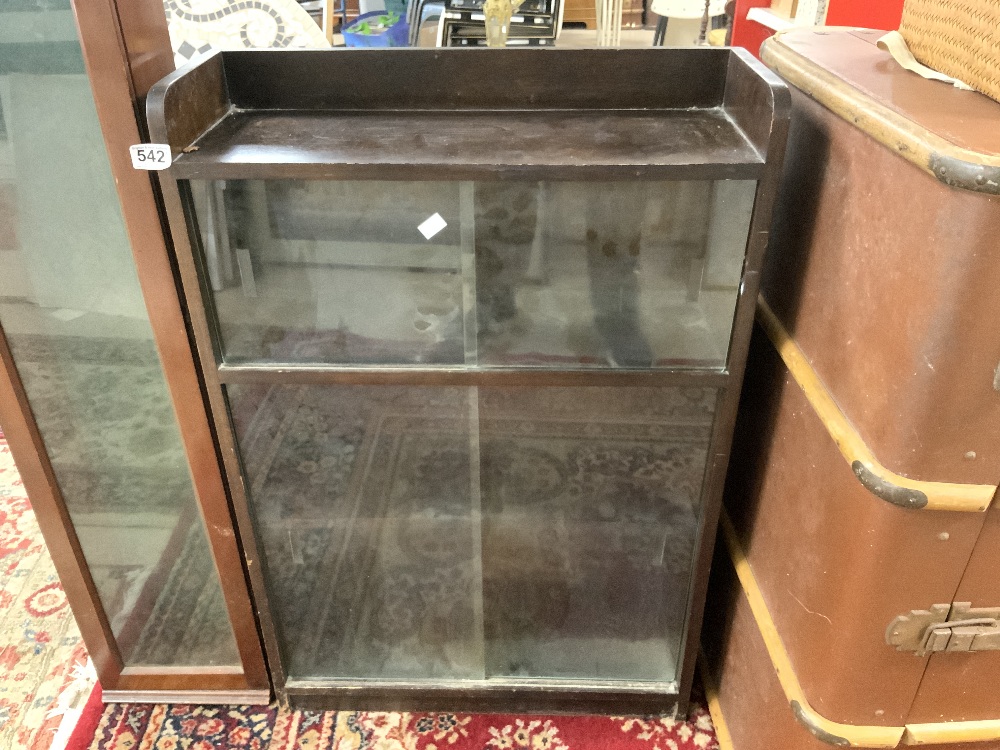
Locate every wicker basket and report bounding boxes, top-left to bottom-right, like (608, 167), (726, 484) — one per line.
(899, 0), (1000, 103)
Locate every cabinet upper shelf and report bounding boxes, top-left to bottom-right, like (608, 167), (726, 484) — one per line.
(146, 48), (788, 181)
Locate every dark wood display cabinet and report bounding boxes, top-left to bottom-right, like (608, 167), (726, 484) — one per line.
(147, 48), (788, 713)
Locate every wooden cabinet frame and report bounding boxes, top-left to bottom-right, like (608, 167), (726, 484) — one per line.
(146, 46), (789, 712)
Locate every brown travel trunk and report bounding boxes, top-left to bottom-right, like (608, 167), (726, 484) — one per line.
(703, 28), (1000, 750)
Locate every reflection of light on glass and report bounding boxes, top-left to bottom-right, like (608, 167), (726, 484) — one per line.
(418, 212), (448, 240)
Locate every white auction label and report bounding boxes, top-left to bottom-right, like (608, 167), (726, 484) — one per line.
(129, 143), (171, 170)
(418, 213), (448, 240)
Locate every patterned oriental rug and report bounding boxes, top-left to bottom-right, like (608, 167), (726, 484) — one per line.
(7, 333), (238, 670)
(0, 434), (93, 750)
(90, 695), (720, 750)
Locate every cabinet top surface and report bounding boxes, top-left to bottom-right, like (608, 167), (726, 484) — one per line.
(147, 47), (787, 180)
(169, 107), (765, 180)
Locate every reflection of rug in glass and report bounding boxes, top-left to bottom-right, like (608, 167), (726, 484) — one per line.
(235, 384), (715, 684)
(235, 385), (481, 681)
(298, 420), (482, 681)
(8, 334), (191, 516)
(478, 387), (713, 683)
(127, 518), (241, 666)
(224, 323), (465, 366)
(7, 332), (238, 666)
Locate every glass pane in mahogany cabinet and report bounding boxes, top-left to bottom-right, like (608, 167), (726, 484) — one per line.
(0, 0), (240, 666)
(194, 179), (756, 370)
(226, 382), (716, 684)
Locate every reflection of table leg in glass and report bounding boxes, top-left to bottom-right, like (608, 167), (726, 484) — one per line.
(198, 181), (231, 292)
(526, 181), (548, 283)
(460, 181), (479, 366)
(595, 0), (623, 46)
(703, 179), (756, 289)
(680, 181), (716, 302)
(202, 180), (264, 297)
(585, 185), (654, 368)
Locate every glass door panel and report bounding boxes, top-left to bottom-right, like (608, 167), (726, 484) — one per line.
(227, 384), (484, 681)
(474, 181), (753, 369)
(479, 386), (714, 681)
(226, 382), (715, 684)
(0, 0), (240, 667)
(194, 180), (467, 365)
(195, 179), (756, 370)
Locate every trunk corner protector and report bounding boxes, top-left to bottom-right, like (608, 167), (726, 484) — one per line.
(927, 154), (1000, 194)
(719, 511), (905, 748)
(719, 509), (1000, 747)
(851, 462), (928, 509)
(755, 295), (995, 513)
(791, 700), (852, 747)
(761, 30), (1000, 196)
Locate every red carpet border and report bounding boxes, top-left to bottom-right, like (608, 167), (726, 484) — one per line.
(0, 435), (89, 749)
(88, 699), (719, 750)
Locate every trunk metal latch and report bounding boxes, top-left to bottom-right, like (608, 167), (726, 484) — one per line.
(886, 603), (1000, 656)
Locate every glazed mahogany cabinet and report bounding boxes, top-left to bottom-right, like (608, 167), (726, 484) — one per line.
(147, 47), (788, 712)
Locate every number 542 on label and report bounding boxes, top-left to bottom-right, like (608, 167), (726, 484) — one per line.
(129, 144), (171, 170)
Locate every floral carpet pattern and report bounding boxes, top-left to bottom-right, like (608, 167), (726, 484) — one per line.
(0, 435), (88, 750)
(8, 332), (239, 668)
(90, 699), (719, 750)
